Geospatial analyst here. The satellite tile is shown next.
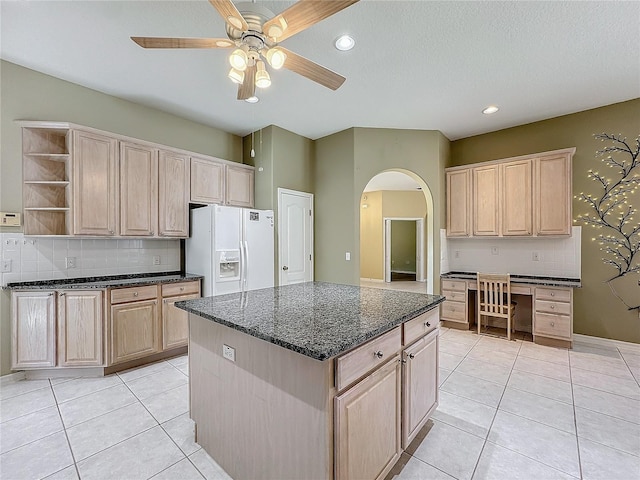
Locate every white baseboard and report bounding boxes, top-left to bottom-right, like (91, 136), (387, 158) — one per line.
(360, 278), (384, 283)
(573, 333), (640, 354)
(0, 371), (26, 385)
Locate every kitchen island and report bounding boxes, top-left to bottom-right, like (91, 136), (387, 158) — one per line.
(176, 282), (444, 480)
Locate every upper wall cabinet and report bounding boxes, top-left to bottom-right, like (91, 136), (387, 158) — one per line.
(446, 147), (574, 238)
(20, 121), (255, 237)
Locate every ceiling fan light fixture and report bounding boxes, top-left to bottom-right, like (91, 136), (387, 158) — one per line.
(255, 60), (271, 88)
(334, 34), (355, 51)
(267, 18), (288, 39)
(482, 105), (499, 115)
(245, 96), (259, 103)
(266, 48), (286, 69)
(229, 48), (248, 71)
(228, 67), (245, 84)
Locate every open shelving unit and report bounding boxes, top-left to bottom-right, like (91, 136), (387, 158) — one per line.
(22, 124), (72, 235)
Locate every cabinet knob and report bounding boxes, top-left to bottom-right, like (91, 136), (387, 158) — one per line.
(550, 322), (555, 327)
(408, 353), (416, 360)
(109, 230), (114, 234)
(550, 305), (555, 309)
(150, 231), (154, 235)
(133, 292), (138, 297)
(424, 322), (431, 327)
(180, 287), (184, 291)
(551, 292), (555, 297)
(374, 351), (384, 359)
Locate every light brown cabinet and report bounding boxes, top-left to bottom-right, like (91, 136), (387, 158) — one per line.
(440, 279), (468, 327)
(473, 164), (500, 236)
(161, 280), (201, 350)
(57, 290), (103, 367)
(110, 297), (160, 365)
(535, 154), (572, 235)
(73, 130), (118, 236)
(159, 150), (190, 237)
(446, 169), (471, 237)
(502, 160), (533, 236)
(534, 287), (573, 347)
(335, 355), (402, 480)
(11, 291), (56, 369)
(225, 164), (254, 207)
(191, 157), (225, 204)
(120, 142), (158, 237)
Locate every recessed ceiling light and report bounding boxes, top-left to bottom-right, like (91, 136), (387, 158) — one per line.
(245, 96), (259, 103)
(334, 34), (355, 51)
(482, 105), (499, 115)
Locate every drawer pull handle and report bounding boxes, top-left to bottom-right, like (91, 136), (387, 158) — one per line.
(374, 351), (384, 359)
(133, 292), (138, 297)
(424, 322), (431, 327)
(408, 353), (416, 360)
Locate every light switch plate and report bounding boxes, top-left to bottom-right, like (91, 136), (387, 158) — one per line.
(1, 260), (11, 273)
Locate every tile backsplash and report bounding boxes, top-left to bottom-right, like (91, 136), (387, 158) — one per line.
(1, 233), (181, 286)
(440, 226), (581, 279)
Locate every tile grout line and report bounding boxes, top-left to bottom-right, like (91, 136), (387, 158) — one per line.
(617, 346), (640, 389)
(49, 378), (82, 480)
(568, 349), (585, 480)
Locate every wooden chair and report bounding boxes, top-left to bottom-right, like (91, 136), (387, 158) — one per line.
(477, 273), (516, 340)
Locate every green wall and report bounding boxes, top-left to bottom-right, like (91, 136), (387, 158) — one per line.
(0, 61), (242, 376)
(391, 220), (417, 273)
(450, 99), (640, 343)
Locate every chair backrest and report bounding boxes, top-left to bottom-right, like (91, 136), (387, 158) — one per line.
(477, 273), (511, 318)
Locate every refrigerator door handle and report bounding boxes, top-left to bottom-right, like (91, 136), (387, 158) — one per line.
(243, 240), (249, 290)
(239, 241), (245, 293)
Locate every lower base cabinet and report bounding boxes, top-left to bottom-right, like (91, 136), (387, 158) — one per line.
(11, 291), (56, 369)
(58, 290), (103, 367)
(110, 299), (160, 365)
(162, 293), (199, 350)
(335, 356), (402, 480)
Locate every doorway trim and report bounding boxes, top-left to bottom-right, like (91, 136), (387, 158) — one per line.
(277, 188), (314, 286)
(383, 217), (425, 283)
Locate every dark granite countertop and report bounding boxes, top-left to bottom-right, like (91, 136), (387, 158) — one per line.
(441, 271), (581, 288)
(176, 281), (445, 361)
(4, 272), (203, 290)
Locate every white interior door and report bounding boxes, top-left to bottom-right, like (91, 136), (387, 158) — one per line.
(278, 189), (313, 286)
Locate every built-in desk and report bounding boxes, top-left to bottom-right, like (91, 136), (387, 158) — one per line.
(440, 273), (581, 348)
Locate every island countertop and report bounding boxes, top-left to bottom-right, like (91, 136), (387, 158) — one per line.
(176, 281), (444, 361)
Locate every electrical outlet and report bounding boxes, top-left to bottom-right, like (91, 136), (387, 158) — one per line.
(153, 255), (161, 265)
(345, 252), (351, 261)
(65, 257), (76, 269)
(1, 259), (11, 273)
(532, 252), (540, 262)
(455, 250), (460, 259)
(223, 344), (235, 362)
(491, 246), (499, 255)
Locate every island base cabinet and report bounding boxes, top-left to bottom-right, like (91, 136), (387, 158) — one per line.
(58, 291), (104, 367)
(110, 299), (160, 364)
(335, 356), (402, 480)
(402, 330), (438, 448)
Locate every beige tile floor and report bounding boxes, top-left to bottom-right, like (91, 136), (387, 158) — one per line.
(1, 329), (639, 480)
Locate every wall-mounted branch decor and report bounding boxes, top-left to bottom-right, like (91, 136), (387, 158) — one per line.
(577, 133), (639, 310)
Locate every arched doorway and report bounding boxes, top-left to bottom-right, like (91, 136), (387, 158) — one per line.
(359, 170), (435, 294)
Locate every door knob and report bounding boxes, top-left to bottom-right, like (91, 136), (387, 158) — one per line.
(282, 266), (289, 271)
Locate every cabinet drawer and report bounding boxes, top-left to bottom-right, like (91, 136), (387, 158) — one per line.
(534, 313), (571, 339)
(403, 308), (438, 346)
(336, 327), (401, 391)
(440, 300), (466, 322)
(536, 287), (571, 302)
(535, 299), (571, 316)
(110, 285), (158, 304)
(442, 289), (466, 303)
(442, 280), (466, 292)
(161, 281), (200, 298)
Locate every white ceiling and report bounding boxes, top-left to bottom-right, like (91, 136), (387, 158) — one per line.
(1, 1), (638, 141)
(364, 171), (420, 192)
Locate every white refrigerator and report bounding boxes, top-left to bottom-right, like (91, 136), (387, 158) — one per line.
(186, 205), (274, 297)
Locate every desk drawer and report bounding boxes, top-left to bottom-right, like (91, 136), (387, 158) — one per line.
(440, 300), (466, 322)
(403, 308), (438, 346)
(442, 280), (466, 292)
(161, 281), (200, 298)
(110, 285), (158, 304)
(536, 287), (571, 302)
(534, 313), (571, 339)
(442, 289), (466, 303)
(535, 299), (571, 316)
(335, 327), (401, 391)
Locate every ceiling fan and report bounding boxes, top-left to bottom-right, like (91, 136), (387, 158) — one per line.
(131, 0), (359, 100)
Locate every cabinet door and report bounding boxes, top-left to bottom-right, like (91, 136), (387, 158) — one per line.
(446, 169), (471, 237)
(11, 291), (56, 369)
(191, 157), (224, 204)
(473, 164), (500, 236)
(58, 291), (103, 367)
(110, 299), (160, 365)
(158, 150), (190, 237)
(120, 142), (158, 236)
(402, 330), (438, 448)
(335, 356), (401, 480)
(535, 154), (572, 235)
(502, 160), (533, 236)
(162, 293), (199, 350)
(225, 165), (254, 207)
(73, 130), (118, 235)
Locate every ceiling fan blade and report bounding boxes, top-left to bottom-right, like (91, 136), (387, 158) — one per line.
(131, 37), (235, 49)
(279, 48), (345, 90)
(208, 0), (249, 32)
(262, 0), (359, 42)
(237, 64), (256, 100)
